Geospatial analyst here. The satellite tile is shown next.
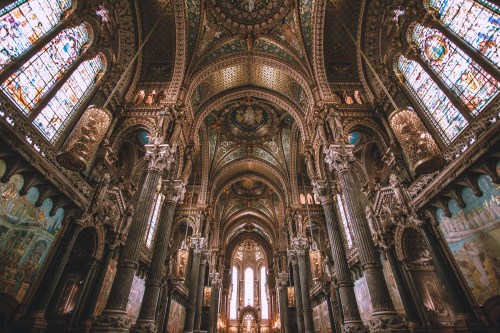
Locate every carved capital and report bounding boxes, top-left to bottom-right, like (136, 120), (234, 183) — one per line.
(291, 236), (309, 256)
(276, 272), (289, 288)
(162, 179), (186, 203)
(131, 320), (157, 333)
(210, 272), (222, 286)
(312, 179), (333, 204)
(323, 144), (355, 172)
(342, 322), (368, 332)
(93, 311), (132, 329)
(144, 143), (175, 172)
(191, 237), (207, 255)
(368, 314), (407, 331)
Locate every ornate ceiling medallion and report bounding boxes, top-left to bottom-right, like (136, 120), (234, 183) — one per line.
(211, 0), (291, 33)
(221, 98), (279, 145)
(231, 177), (268, 197)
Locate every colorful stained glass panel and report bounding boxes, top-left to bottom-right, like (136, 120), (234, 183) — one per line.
(0, 0), (72, 69)
(34, 54), (103, 141)
(429, 0), (500, 66)
(1, 24), (89, 115)
(413, 24), (499, 115)
(398, 55), (467, 143)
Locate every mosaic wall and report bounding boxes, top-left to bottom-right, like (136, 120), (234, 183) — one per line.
(353, 276), (373, 325)
(436, 173), (500, 304)
(94, 258), (118, 316)
(126, 274), (146, 324)
(0, 159), (65, 303)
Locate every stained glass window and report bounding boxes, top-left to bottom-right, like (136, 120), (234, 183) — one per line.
(260, 267), (269, 319)
(244, 267), (254, 306)
(34, 54), (103, 141)
(144, 193), (163, 248)
(429, 0), (500, 66)
(229, 266), (238, 319)
(336, 194), (353, 249)
(398, 55), (467, 143)
(0, 0), (72, 69)
(413, 24), (499, 115)
(1, 24), (89, 115)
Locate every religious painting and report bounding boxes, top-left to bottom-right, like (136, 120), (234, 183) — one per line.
(287, 286), (295, 307)
(353, 276), (373, 325)
(312, 300), (331, 333)
(125, 274), (146, 324)
(436, 174), (500, 304)
(231, 104), (267, 131)
(94, 258), (118, 316)
(166, 299), (186, 333)
(381, 258), (405, 315)
(0, 168), (65, 303)
(203, 286), (211, 306)
(53, 273), (82, 316)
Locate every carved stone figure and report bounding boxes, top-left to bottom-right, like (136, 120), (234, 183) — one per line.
(181, 148), (193, 183)
(305, 150), (317, 180)
(314, 112), (329, 145)
(365, 205), (380, 241)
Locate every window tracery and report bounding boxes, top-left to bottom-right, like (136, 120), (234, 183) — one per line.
(244, 267), (254, 306)
(0, 0), (72, 69)
(429, 0), (499, 66)
(412, 24), (499, 115)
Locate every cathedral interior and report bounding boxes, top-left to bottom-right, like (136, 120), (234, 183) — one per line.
(0, 0), (499, 332)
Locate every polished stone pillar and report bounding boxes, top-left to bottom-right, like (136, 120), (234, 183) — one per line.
(291, 237), (315, 333)
(94, 142), (174, 332)
(208, 273), (222, 333)
(194, 257), (207, 330)
(289, 253), (305, 333)
(14, 215), (86, 331)
(184, 237), (206, 333)
(324, 144), (407, 332)
(313, 180), (366, 332)
(132, 180), (185, 332)
(276, 272), (290, 333)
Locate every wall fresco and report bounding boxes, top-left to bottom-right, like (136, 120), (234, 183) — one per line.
(436, 174), (500, 304)
(0, 165), (65, 303)
(353, 276), (373, 325)
(126, 274), (146, 324)
(167, 299), (186, 333)
(94, 258), (118, 316)
(312, 300), (331, 333)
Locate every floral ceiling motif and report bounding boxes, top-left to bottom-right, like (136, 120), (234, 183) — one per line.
(231, 177), (269, 197)
(210, 0), (291, 33)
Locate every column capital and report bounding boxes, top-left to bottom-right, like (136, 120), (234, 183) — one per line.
(191, 237), (208, 255)
(144, 142), (175, 172)
(312, 180), (334, 205)
(291, 236), (309, 256)
(210, 272), (222, 287)
(276, 272), (289, 288)
(162, 179), (186, 203)
(323, 144), (355, 173)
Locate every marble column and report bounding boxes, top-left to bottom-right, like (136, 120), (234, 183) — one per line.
(291, 237), (315, 333)
(313, 180), (366, 332)
(289, 253), (305, 333)
(184, 237), (207, 333)
(132, 180), (186, 332)
(324, 144), (407, 332)
(15, 215), (87, 331)
(94, 142), (174, 332)
(208, 273), (222, 333)
(277, 272), (290, 333)
(194, 257), (207, 330)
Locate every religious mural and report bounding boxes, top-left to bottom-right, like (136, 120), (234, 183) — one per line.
(125, 274), (146, 324)
(312, 300), (331, 333)
(166, 299), (186, 333)
(0, 160), (65, 303)
(436, 174), (500, 304)
(353, 276), (373, 325)
(94, 258), (118, 316)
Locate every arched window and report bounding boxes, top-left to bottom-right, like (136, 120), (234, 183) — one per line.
(145, 193), (163, 248)
(229, 266), (238, 319)
(412, 24), (499, 115)
(260, 267), (269, 319)
(428, 0), (499, 66)
(34, 54), (104, 140)
(1, 23), (90, 115)
(0, 0), (73, 69)
(398, 55), (467, 143)
(335, 194), (353, 249)
(244, 267), (254, 306)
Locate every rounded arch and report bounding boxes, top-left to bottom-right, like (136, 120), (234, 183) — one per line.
(192, 88), (310, 145)
(224, 232), (274, 270)
(110, 118), (155, 152)
(222, 213), (277, 244)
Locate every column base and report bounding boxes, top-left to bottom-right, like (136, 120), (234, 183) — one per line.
(8, 311), (48, 333)
(452, 313), (491, 332)
(92, 309), (132, 332)
(368, 313), (408, 333)
(342, 320), (367, 332)
(130, 319), (157, 333)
